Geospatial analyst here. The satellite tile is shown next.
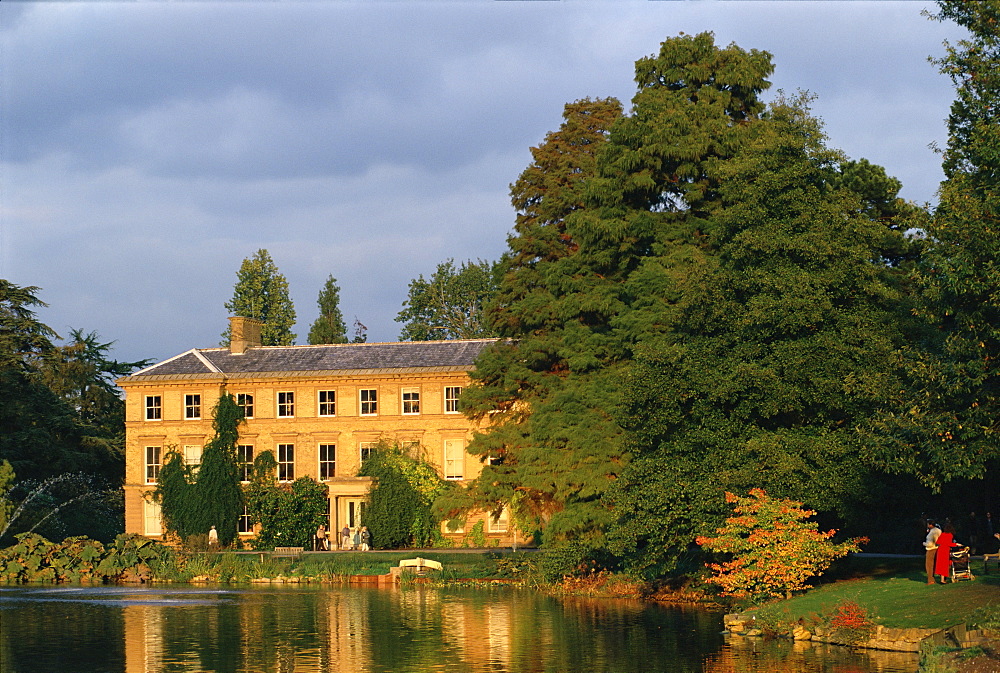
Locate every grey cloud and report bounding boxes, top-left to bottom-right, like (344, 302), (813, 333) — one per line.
(1, 1), (972, 365)
(5, 3), (574, 180)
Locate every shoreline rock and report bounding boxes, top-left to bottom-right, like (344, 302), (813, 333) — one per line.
(723, 612), (999, 653)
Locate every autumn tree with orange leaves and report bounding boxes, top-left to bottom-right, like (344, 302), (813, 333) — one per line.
(696, 489), (865, 601)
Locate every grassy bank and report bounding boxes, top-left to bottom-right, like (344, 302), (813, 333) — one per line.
(749, 556), (1000, 630)
(140, 549), (537, 584)
(295, 551), (532, 581)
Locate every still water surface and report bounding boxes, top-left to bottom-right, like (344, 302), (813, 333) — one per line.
(0, 585), (918, 673)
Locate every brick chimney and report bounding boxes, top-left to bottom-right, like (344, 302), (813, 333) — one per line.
(229, 316), (263, 355)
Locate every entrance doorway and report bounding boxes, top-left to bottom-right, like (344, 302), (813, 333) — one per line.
(338, 498), (366, 549)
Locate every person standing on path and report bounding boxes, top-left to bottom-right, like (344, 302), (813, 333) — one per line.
(361, 526), (371, 551)
(208, 525), (219, 552)
(924, 519), (942, 585)
(316, 524), (328, 551)
(934, 521), (960, 583)
(341, 525), (351, 550)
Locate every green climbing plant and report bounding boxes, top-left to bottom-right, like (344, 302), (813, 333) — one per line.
(244, 451), (328, 549)
(358, 439), (450, 549)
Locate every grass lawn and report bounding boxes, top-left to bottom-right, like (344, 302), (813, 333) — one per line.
(295, 550), (517, 580)
(751, 555), (1000, 630)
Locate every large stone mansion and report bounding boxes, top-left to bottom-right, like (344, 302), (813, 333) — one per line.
(117, 317), (511, 546)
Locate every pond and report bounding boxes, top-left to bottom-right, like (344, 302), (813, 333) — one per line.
(0, 585), (918, 672)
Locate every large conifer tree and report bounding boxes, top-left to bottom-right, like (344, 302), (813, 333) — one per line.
(451, 98), (624, 543)
(307, 275), (349, 345)
(222, 249), (296, 346)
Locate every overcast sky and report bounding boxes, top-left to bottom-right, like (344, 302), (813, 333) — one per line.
(1, 1), (967, 366)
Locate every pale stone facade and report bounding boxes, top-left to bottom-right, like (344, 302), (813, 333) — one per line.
(118, 317), (513, 546)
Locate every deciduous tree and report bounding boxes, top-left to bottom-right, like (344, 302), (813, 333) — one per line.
(869, 1), (1000, 490)
(360, 439), (448, 549)
(244, 450), (327, 549)
(608, 96), (914, 574)
(696, 489), (864, 601)
(395, 259), (501, 341)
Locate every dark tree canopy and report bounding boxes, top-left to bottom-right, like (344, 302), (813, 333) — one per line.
(609, 96), (914, 574)
(38, 329), (150, 479)
(453, 33), (934, 569)
(0, 282), (146, 485)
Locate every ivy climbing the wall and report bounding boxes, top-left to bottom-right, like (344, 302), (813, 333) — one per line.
(244, 451), (328, 549)
(358, 439), (450, 549)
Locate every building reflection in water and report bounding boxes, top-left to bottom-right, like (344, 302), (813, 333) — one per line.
(320, 590), (371, 672)
(120, 587), (520, 673)
(102, 586), (918, 673)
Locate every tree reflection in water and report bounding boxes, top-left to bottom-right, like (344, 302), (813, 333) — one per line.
(704, 634), (919, 673)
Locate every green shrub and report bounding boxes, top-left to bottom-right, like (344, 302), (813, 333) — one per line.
(98, 533), (176, 580)
(0, 532), (175, 583)
(245, 452), (327, 550)
(538, 542), (596, 582)
(491, 552), (537, 579)
(358, 440), (449, 549)
(467, 520), (486, 548)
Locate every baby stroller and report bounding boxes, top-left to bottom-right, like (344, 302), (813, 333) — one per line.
(950, 545), (975, 582)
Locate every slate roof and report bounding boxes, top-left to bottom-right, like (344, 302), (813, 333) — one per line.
(120, 339), (497, 382)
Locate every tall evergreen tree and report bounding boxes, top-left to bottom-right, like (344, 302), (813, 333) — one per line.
(38, 329), (150, 484)
(448, 98), (624, 543)
(871, 1), (1000, 491)
(0, 282), (146, 484)
(0, 280), (56, 371)
(0, 281), (73, 481)
(193, 393), (244, 545)
(221, 249), (296, 346)
(307, 275), (349, 345)
(395, 259), (502, 341)
(156, 393), (244, 545)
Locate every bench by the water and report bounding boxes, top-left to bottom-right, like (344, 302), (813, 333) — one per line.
(272, 547), (304, 560)
(388, 557), (443, 580)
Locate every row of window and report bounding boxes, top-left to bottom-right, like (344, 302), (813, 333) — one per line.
(144, 387), (463, 421)
(144, 439), (467, 484)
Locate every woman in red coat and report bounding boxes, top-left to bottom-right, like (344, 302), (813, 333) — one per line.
(934, 521), (960, 583)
